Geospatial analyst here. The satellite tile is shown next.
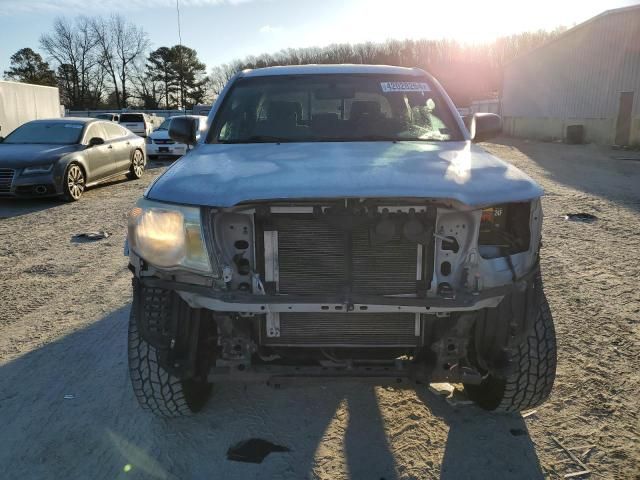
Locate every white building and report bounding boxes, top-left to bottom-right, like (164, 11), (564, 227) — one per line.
(501, 5), (640, 146)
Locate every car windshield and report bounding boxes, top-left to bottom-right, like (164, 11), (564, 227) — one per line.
(2, 121), (84, 145)
(120, 114), (144, 123)
(156, 119), (171, 130)
(210, 74), (463, 143)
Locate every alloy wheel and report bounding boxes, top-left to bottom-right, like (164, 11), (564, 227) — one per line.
(132, 150), (145, 178)
(67, 165), (85, 200)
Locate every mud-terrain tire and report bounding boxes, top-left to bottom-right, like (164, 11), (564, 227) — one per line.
(128, 302), (212, 417)
(465, 280), (557, 412)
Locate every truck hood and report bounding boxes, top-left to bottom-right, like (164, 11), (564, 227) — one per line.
(0, 144), (81, 168)
(147, 141), (543, 208)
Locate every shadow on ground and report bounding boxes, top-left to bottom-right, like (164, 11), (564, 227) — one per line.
(489, 137), (640, 212)
(0, 198), (63, 219)
(0, 306), (543, 479)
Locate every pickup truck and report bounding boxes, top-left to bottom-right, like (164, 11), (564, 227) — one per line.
(126, 64), (556, 417)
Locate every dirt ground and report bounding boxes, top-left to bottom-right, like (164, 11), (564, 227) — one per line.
(1, 139), (638, 479)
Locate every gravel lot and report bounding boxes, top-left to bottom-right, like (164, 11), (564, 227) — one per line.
(1, 140), (638, 479)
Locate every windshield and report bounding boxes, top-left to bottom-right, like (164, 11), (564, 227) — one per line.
(156, 119), (171, 130)
(210, 74), (462, 143)
(120, 114), (144, 123)
(2, 121), (84, 145)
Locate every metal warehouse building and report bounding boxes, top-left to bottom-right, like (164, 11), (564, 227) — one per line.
(501, 5), (640, 146)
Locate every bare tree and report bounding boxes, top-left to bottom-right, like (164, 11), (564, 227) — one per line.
(40, 17), (100, 108)
(91, 15), (149, 108)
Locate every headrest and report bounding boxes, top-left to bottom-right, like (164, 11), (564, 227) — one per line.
(350, 101), (381, 120)
(267, 101), (301, 122)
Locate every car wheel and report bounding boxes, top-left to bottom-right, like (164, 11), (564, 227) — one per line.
(464, 277), (557, 412)
(128, 289), (213, 417)
(128, 149), (145, 180)
(62, 163), (85, 201)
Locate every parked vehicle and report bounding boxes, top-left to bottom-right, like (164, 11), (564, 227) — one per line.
(147, 115), (208, 159)
(0, 117), (146, 201)
(191, 104), (212, 116)
(0, 80), (62, 138)
(126, 65), (556, 417)
(119, 112), (154, 137)
(95, 112), (120, 122)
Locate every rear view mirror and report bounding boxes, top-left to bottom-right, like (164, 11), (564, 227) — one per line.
(466, 113), (501, 143)
(169, 117), (198, 146)
(88, 137), (105, 147)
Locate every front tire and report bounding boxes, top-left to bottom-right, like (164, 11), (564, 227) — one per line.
(128, 149), (145, 180)
(62, 163), (85, 201)
(464, 279), (557, 412)
(127, 295), (212, 417)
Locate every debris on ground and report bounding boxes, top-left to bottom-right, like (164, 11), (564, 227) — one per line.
(522, 410), (538, 418)
(552, 436), (592, 478)
(563, 213), (598, 222)
(428, 383), (474, 406)
(226, 439), (290, 464)
(428, 382), (455, 397)
(71, 231), (110, 242)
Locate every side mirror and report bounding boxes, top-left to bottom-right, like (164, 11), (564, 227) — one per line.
(88, 137), (105, 147)
(169, 117), (198, 146)
(465, 113), (502, 143)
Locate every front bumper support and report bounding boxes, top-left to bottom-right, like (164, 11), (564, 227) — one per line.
(138, 264), (538, 314)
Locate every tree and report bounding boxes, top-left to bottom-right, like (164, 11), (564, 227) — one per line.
(91, 15), (149, 108)
(3, 48), (57, 86)
(145, 45), (208, 109)
(172, 45), (207, 108)
(146, 47), (176, 109)
(208, 31), (566, 106)
(40, 17), (101, 108)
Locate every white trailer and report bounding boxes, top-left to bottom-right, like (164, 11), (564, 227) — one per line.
(0, 80), (62, 138)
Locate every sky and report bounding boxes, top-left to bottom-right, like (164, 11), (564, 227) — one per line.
(0, 0), (637, 75)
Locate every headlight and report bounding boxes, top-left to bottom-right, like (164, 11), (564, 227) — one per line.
(127, 198), (216, 275)
(22, 164), (54, 175)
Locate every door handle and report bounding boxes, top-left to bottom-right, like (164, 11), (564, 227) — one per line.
(107, 145), (113, 149)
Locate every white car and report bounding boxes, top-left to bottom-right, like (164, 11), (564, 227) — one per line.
(119, 112), (155, 138)
(146, 115), (208, 159)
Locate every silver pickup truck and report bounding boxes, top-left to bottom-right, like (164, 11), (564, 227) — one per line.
(125, 65), (556, 417)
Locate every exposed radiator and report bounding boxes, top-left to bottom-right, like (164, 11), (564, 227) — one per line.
(270, 214), (419, 296)
(262, 312), (420, 347)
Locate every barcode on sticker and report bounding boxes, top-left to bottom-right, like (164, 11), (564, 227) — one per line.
(381, 82), (430, 93)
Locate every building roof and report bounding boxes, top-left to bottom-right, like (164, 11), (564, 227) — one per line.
(240, 64), (425, 77)
(507, 4), (640, 66)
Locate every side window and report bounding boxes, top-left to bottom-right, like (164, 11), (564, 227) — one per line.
(84, 124), (107, 143)
(103, 122), (124, 140)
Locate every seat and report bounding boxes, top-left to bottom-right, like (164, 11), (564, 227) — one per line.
(349, 101), (382, 122)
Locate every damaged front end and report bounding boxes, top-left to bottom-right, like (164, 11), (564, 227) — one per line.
(128, 196), (542, 386)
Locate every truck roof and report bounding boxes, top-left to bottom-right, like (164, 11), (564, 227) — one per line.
(240, 64), (426, 78)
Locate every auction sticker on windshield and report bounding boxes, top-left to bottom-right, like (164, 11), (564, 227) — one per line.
(380, 82), (430, 93)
